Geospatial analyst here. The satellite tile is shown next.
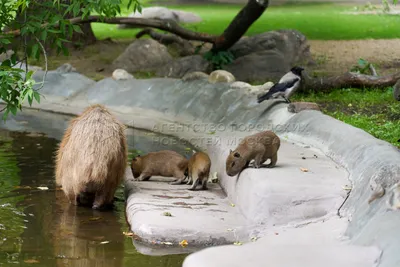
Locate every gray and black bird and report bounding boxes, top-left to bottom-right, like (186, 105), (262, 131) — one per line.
(257, 66), (304, 104)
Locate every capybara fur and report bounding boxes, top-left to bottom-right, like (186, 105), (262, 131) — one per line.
(226, 131), (280, 177)
(130, 150), (188, 183)
(186, 151), (211, 191)
(55, 104), (128, 210)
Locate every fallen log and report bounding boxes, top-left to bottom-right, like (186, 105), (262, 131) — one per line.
(302, 71), (400, 92)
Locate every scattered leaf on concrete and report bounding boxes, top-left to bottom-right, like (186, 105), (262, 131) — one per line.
(184, 147), (191, 151)
(123, 232), (134, 237)
(226, 228), (233, 232)
(251, 237), (258, 242)
(100, 241), (109, 244)
(37, 186), (48, 190)
(233, 242), (242, 246)
(230, 203), (235, 207)
(179, 240), (188, 247)
(301, 157), (306, 160)
(163, 242), (173, 245)
(162, 212), (172, 217)
(24, 259), (39, 264)
(208, 131), (216, 135)
(342, 186), (352, 191)
(300, 168), (309, 172)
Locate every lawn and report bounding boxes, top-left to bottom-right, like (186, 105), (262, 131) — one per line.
(91, 2), (400, 40)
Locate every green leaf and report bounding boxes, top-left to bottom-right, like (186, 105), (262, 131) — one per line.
(10, 105), (17, 115)
(0, 38), (11, 44)
(33, 91), (40, 103)
(72, 25), (83, 34)
(41, 30), (48, 41)
(27, 94), (33, 106)
(31, 43), (39, 59)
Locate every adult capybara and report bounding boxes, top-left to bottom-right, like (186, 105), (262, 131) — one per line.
(55, 104), (127, 210)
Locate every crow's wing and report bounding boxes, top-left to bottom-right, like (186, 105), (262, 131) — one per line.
(257, 78), (300, 103)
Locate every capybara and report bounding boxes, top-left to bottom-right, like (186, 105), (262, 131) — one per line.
(186, 151), (211, 191)
(130, 150), (188, 183)
(226, 130), (280, 177)
(55, 104), (127, 210)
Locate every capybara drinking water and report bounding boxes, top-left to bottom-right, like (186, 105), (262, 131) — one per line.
(55, 104), (128, 210)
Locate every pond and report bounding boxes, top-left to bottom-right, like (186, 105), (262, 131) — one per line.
(0, 109), (194, 267)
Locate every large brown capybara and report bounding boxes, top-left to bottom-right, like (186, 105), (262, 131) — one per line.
(55, 104), (128, 210)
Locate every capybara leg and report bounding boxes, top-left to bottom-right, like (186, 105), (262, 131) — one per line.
(265, 153), (277, 168)
(138, 173), (151, 181)
(253, 154), (264, 169)
(170, 171), (187, 185)
(186, 175), (192, 185)
(201, 178), (208, 190)
(170, 178), (185, 185)
(188, 174), (199, 191)
(92, 192), (110, 211)
(66, 192), (78, 206)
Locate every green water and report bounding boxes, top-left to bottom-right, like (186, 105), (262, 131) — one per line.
(0, 111), (194, 267)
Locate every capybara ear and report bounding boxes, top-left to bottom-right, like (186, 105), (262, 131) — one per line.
(233, 151), (241, 158)
(229, 149), (233, 154)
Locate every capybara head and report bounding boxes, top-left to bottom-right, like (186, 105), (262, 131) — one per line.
(226, 149), (247, 177)
(130, 155), (143, 178)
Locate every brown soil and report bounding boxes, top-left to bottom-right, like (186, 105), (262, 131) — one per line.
(309, 39), (400, 76)
(31, 38), (400, 80)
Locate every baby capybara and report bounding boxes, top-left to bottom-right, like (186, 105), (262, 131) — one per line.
(130, 150), (188, 183)
(226, 130), (280, 177)
(186, 151), (211, 191)
(55, 104), (127, 210)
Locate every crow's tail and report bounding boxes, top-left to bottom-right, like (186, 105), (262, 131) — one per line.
(257, 91), (273, 104)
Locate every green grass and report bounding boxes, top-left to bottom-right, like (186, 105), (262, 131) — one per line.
(91, 2), (400, 41)
(293, 87), (400, 148)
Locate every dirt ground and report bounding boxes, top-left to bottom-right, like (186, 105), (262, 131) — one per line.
(309, 39), (400, 76)
(36, 38), (400, 80)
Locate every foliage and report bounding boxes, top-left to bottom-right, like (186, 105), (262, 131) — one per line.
(203, 50), (235, 70)
(0, 0), (142, 121)
(294, 87), (400, 148)
(350, 58), (375, 75)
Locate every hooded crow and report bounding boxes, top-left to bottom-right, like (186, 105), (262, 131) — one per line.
(257, 66), (304, 104)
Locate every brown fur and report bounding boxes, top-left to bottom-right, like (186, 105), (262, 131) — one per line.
(55, 104), (128, 210)
(130, 150), (188, 183)
(186, 151), (211, 191)
(226, 131), (280, 177)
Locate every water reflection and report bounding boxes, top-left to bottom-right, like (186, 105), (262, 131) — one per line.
(0, 119), (189, 267)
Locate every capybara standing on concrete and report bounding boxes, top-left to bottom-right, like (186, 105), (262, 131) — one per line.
(55, 104), (128, 210)
(226, 130), (280, 177)
(186, 151), (211, 191)
(130, 150), (188, 183)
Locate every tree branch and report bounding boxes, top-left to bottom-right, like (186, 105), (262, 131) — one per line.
(3, 16), (217, 44)
(302, 71), (400, 92)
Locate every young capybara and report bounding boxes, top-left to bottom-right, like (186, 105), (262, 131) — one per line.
(130, 150), (188, 183)
(55, 104), (127, 210)
(186, 151), (211, 191)
(226, 130), (280, 177)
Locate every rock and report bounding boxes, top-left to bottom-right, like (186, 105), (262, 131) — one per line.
(56, 63), (76, 73)
(208, 70), (235, 84)
(0, 50), (14, 63)
(230, 81), (252, 90)
(394, 79), (400, 101)
(250, 81), (274, 96)
(223, 29), (314, 83)
(112, 69), (134, 80)
(182, 71), (209, 81)
(287, 102), (321, 113)
(112, 39), (173, 73)
(156, 55), (210, 78)
(118, 7), (202, 29)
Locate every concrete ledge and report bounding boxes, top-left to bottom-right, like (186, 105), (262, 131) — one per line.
(9, 68), (400, 267)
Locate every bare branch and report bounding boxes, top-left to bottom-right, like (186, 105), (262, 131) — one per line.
(33, 36), (48, 91)
(3, 16), (217, 44)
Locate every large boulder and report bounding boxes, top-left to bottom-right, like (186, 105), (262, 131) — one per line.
(156, 55), (210, 78)
(112, 39), (173, 74)
(118, 6), (202, 29)
(223, 29), (314, 83)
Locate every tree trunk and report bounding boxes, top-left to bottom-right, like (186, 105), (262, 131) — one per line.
(302, 71), (400, 92)
(212, 0), (269, 52)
